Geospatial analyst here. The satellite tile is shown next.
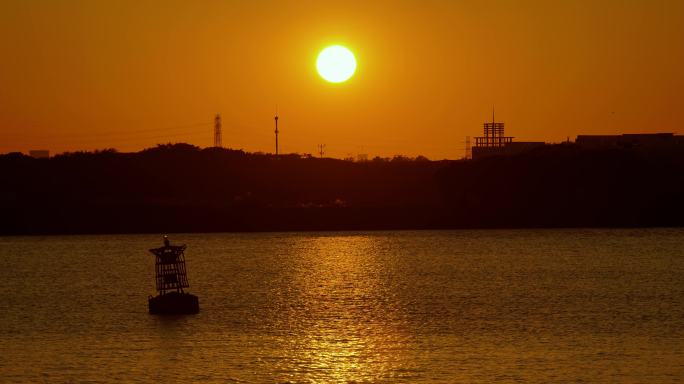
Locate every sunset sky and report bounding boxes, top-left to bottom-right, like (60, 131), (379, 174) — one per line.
(1, 0), (682, 159)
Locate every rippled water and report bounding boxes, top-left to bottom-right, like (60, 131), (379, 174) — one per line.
(1, 229), (683, 383)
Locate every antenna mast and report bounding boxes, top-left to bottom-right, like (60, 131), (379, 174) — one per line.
(214, 113), (222, 148)
(317, 144), (326, 158)
(274, 108), (279, 156)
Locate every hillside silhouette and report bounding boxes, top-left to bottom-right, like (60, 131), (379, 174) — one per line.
(2, 143), (683, 234)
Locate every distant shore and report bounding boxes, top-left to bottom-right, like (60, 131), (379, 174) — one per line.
(2, 143), (683, 235)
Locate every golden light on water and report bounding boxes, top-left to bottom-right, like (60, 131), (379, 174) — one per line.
(279, 235), (415, 382)
(316, 45), (357, 83)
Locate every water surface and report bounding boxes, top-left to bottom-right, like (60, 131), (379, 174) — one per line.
(1, 229), (683, 382)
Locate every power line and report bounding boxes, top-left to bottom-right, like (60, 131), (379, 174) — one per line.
(1, 121), (213, 140)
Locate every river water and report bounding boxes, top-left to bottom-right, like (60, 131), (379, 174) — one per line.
(1, 229), (683, 383)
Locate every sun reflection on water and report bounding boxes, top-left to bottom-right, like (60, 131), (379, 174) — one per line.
(270, 234), (419, 382)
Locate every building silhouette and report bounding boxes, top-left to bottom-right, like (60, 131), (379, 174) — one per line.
(472, 116), (544, 159)
(576, 133), (684, 149)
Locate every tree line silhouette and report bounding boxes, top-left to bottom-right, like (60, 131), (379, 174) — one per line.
(1, 143), (683, 234)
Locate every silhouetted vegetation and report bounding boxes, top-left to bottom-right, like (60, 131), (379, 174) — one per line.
(1, 143), (683, 234)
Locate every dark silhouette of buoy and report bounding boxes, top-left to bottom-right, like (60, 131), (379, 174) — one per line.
(148, 236), (199, 314)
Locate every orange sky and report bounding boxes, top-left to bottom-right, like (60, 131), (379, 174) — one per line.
(1, 0), (682, 159)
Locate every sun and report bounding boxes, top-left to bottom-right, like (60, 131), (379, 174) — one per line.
(316, 45), (356, 83)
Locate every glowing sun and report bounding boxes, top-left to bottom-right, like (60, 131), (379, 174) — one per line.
(316, 45), (356, 83)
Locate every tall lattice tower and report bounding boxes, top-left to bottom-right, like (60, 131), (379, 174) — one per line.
(214, 113), (222, 148)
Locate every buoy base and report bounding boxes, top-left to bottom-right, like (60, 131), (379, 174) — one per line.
(148, 292), (199, 314)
